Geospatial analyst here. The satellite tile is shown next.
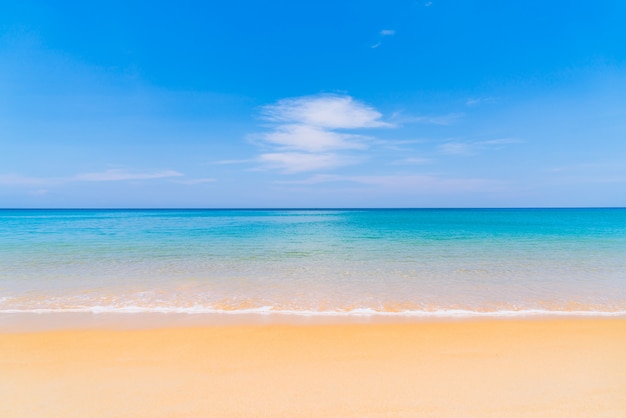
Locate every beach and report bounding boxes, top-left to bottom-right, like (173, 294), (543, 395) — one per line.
(4, 0), (626, 415)
(2, 209), (625, 416)
(1, 318), (625, 417)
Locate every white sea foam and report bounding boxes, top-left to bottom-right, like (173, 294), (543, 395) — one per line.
(1, 306), (625, 318)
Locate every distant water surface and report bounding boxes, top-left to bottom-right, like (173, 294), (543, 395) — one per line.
(1, 209), (625, 318)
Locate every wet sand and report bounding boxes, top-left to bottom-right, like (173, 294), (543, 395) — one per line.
(1, 318), (625, 417)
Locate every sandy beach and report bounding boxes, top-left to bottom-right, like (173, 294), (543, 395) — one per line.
(1, 318), (625, 417)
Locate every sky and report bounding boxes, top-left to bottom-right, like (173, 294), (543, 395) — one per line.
(1, 0), (625, 208)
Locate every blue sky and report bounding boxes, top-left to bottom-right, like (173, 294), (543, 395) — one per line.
(1, 0), (625, 207)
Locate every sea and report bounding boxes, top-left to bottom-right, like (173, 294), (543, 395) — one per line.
(1, 209), (625, 321)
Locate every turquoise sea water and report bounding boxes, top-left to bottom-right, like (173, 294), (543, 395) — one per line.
(1, 209), (625, 317)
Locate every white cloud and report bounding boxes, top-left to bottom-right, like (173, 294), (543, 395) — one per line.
(74, 169), (183, 182)
(171, 178), (216, 185)
(254, 94), (389, 173)
(439, 138), (523, 155)
(278, 174), (504, 193)
(0, 169), (186, 187)
(275, 174), (345, 184)
(261, 94), (389, 129)
(465, 97), (496, 107)
(478, 138), (522, 145)
(391, 157), (432, 165)
(212, 159), (253, 165)
(395, 113), (463, 125)
(353, 175), (499, 192)
(550, 162), (624, 173)
(0, 174), (58, 186)
(259, 153), (358, 173)
(372, 30), (396, 48)
(260, 124), (367, 152)
(439, 142), (472, 155)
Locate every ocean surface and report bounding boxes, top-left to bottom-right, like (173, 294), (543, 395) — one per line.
(1, 209), (625, 318)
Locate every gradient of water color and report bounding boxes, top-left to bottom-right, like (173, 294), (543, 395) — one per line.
(1, 209), (625, 318)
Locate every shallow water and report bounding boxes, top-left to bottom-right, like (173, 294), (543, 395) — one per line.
(1, 209), (625, 318)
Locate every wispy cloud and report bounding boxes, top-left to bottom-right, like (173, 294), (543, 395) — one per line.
(439, 138), (523, 155)
(465, 97), (496, 107)
(478, 138), (522, 146)
(74, 169), (183, 182)
(0, 169), (186, 186)
(551, 162), (604, 173)
(391, 112), (463, 126)
(253, 94), (389, 173)
(259, 153), (359, 173)
(391, 157), (432, 165)
(550, 161), (626, 174)
(277, 174), (504, 193)
(372, 29), (396, 48)
(211, 159), (253, 165)
(171, 178), (216, 185)
(373, 138), (428, 151)
(0, 174), (60, 186)
(439, 142), (472, 155)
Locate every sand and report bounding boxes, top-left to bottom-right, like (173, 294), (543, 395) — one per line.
(1, 318), (625, 417)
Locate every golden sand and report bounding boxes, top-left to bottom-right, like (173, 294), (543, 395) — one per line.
(1, 319), (625, 417)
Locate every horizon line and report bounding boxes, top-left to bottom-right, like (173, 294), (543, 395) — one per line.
(1, 207), (625, 210)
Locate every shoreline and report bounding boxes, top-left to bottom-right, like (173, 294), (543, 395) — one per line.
(2, 309), (626, 333)
(1, 318), (625, 417)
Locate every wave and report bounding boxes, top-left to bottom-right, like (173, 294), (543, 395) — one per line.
(1, 306), (625, 318)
